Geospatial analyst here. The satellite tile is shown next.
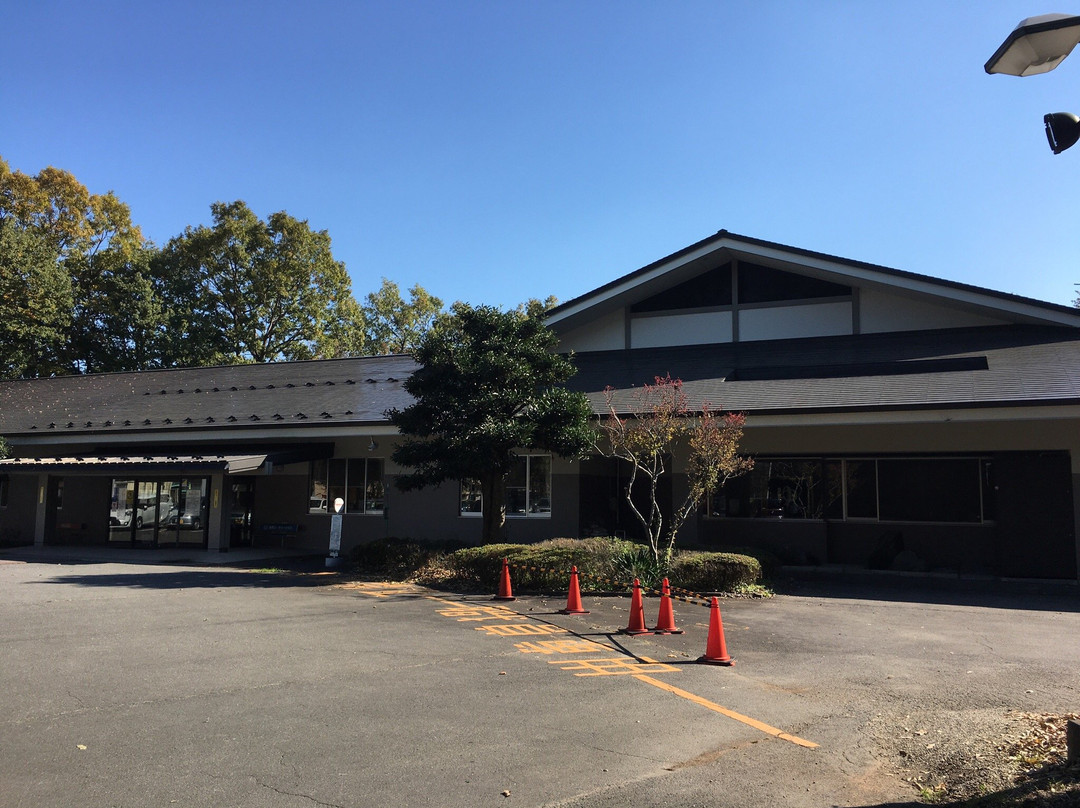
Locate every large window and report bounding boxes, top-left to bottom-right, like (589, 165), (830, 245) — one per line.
(309, 458), (384, 514)
(108, 478), (209, 546)
(460, 454), (551, 518)
(708, 456), (994, 525)
(709, 458), (835, 519)
(0, 475), (7, 508)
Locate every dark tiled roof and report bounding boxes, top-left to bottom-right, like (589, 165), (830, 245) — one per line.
(3, 325), (1079, 441)
(0, 355), (418, 437)
(569, 325), (1080, 414)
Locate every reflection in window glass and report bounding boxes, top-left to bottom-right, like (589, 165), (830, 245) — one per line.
(981, 460), (996, 522)
(460, 479), (483, 514)
(845, 460), (878, 519)
(460, 455), (551, 518)
(327, 459), (347, 514)
(708, 456), (992, 524)
(309, 458), (384, 514)
(878, 459), (981, 523)
(529, 455), (551, 514)
(366, 463), (385, 512)
(714, 459), (825, 519)
(309, 459), (328, 513)
(506, 456), (528, 515)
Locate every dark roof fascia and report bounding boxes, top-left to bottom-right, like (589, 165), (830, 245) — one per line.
(15, 418), (396, 441)
(3, 353), (416, 386)
(546, 229), (1080, 320)
(591, 395), (1080, 420)
(732, 397), (1080, 418)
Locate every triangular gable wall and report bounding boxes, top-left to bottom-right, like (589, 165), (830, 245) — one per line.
(547, 231), (1080, 352)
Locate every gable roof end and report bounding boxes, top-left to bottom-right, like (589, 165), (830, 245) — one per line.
(545, 230), (1080, 332)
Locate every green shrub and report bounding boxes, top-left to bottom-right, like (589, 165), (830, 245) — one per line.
(668, 551), (762, 593)
(442, 537), (634, 592)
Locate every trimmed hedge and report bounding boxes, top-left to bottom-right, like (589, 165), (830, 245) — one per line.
(353, 536), (764, 595)
(669, 552), (762, 594)
(441, 537), (624, 591)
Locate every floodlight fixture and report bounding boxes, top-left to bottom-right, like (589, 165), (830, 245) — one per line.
(985, 13), (1080, 75)
(1045, 111), (1080, 153)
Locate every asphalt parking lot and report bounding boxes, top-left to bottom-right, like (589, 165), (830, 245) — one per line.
(1, 557), (1078, 808)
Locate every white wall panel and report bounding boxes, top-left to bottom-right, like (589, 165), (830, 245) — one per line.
(629, 311), (733, 348)
(739, 302), (852, 342)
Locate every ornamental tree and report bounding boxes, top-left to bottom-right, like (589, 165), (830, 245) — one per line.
(597, 374), (753, 565)
(388, 303), (594, 544)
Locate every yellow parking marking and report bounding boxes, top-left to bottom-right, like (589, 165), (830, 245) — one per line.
(514, 638), (607, 654)
(552, 657), (680, 676)
(341, 582), (424, 598)
(434, 603), (526, 622)
(633, 675), (818, 748)
(475, 623), (569, 637)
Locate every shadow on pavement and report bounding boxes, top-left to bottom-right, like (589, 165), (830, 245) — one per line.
(29, 568), (338, 590)
(774, 570), (1080, 614)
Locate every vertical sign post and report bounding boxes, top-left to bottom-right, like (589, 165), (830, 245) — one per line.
(327, 496), (345, 567)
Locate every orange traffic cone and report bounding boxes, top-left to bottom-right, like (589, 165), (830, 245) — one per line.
(620, 578), (650, 635)
(493, 557), (515, 601)
(560, 565), (589, 615)
(697, 596), (734, 666)
(652, 578), (684, 634)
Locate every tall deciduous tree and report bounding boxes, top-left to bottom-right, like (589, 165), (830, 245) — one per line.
(156, 201), (364, 365)
(597, 375), (753, 565)
(515, 296), (559, 319)
(0, 156), (151, 376)
(388, 303), (594, 543)
(0, 224), (70, 378)
(362, 278), (443, 355)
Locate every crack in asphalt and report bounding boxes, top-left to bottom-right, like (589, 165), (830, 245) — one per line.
(255, 779), (348, 808)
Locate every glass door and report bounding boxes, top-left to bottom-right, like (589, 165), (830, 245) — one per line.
(133, 480), (160, 545)
(230, 480), (254, 547)
(109, 480), (136, 544)
(107, 477), (209, 548)
(177, 479), (208, 547)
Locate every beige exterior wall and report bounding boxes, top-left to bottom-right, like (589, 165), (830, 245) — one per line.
(859, 288), (1009, 334)
(557, 308), (625, 353)
(740, 417), (1080, 467)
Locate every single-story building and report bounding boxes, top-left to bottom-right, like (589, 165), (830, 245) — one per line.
(2, 230), (1079, 579)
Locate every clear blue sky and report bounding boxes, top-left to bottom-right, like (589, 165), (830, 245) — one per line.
(5, 1), (1080, 310)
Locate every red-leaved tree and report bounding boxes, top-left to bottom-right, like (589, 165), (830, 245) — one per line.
(597, 375), (753, 565)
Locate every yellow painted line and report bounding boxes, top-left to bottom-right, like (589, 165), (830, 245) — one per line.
(633, 674), (818, 749)
(342, 582), (423, 598)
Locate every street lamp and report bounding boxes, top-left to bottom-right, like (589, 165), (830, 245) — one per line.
(986, 13), (1080, 154)
(1045, 111), (1080, 153)
(985, 13), (1080, 76)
